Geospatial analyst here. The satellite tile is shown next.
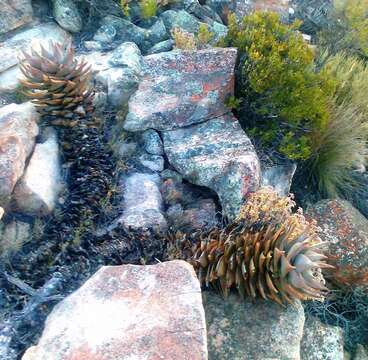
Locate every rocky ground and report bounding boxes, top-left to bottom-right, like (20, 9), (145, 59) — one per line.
(0, 0), (367, 359)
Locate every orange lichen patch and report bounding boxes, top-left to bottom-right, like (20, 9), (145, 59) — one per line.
(66, 344), (104, 360)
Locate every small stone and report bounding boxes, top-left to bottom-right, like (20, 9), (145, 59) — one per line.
(147, 39), (175, 54)
(108, 42), (143, 73)
(262, 163), (297, 197)
(12, 128), (61, 216)
(146, 18), (169, 47)
(138, 153), (164, 172)
(83, 41), (103, 51)
(0, 102), (39, 205)
(0, 0), (33, 35)
(301, 316), (344, 360)
(117, 173), (167, 231)
(161, 9), (200, 34)
(51, 0), (82, 33)
(142, 129), (164, 155)
(21, 261), (208, 360)
(92, 91), (108, 114)
(204, 292), (305, 360)
(307, 199), (368, 289)
(93, 24), (117, 43)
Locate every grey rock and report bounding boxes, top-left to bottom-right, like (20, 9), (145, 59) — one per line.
(0, 23), (71, 94)
(147, 39), (175, 54)
(204, 292), (305, 360)
(83, 41), (103, 51)
(12, 128), (61, 216)
(0, 0), (33, 35)
(22, 261), (207, 360)
(142, 129), (164, 155)
(138, 153), (164, 172)
(166, 204), (184, 220)
(0, 220), (31, 258)
(262, 163), (297, 197)
(162, 114), (260, 219)
(51, 0), (82, 33)
(0, 102), (39, 205)
(106, 67), (140, 109)
(301, 316), (344, 360)
(108, 42), (143, 74)
(117, 141), (139, 158)
(188, 2), (223, 24)
(161, 9), (199, 33)
(93, 24), (117, 43)
(124, 48), (237, 131)
(92, 91), (108, 114)
(100, 16), (147, 48)
(146, 18), (169, 46)
(117, 173), (167, 231)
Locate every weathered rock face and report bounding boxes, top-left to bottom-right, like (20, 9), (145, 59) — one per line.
(12, 128), (61, 216)
(81, 42), (143, 110)
(354, 344), (368, 360)
(51, 0), (82, 33)
(163, 114), (260, 218)
(0, 102), (39, 205)
(0, 0), (33, 35)
(116, 173), (167, 231)
(124, 48), (237, 131)
(22, 261), (208, 360)
(301, 316), (344, 360)
(204, 292), (305, 360)
(307, 199), (368, 288)
(262, 163), (297, 197)
(0, 23), (72, 94)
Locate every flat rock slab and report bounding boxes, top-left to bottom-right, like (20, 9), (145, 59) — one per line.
(22, 261), (208, 360)
(162, 114), (260, 218)
(0, 102), (39, 204)
(204, 292), (305, 360)
(124, 48), (237, 131)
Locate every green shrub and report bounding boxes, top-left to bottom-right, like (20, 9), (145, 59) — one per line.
(197, 23), (214, 47)
(120, 0), (130, 17)
(223, 11), (332, 160)
(171, 27), (197, 50)
(318, 0), (368, 59)
(139, 0), (157, 19)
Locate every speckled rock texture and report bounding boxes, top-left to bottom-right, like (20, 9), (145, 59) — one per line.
(123, 48), (237, 131)
(203, 292), (304, 360)
(0, 0), (33, 34)
(22, 261), (208, 360)
(300, 316), (344, 360)
(307, 199), (368, 288)
(116, 172), (167, 231)
(162, 114), (260, 219)
(51, 0), (82, 33)
(354, 344), (368, 360)
(0, 102), (39, 205)
(12, 128), (61, 216)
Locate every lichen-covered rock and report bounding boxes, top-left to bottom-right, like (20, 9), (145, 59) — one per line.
(12, 128), (61, 216)
(116, 173), (167, 231)
(0, 23), (71, 94)
(307, 199), (368, 288)
(0, 102), (39, 205)
(162, 114), (260, 219)
(124, 48), (237, 132)
(142, 129), (164, 155)
(22, 261), (207, 360)
(138, 153), (164, 172)
(301, 316), (344, 360)
(0, 0), (33, 35)
(147, 39), (175, 54)
(51, 0), (82, 33)
(204, 292), (304, 360)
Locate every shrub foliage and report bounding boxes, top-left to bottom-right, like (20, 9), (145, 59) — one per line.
(223, 11), (332, 160)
